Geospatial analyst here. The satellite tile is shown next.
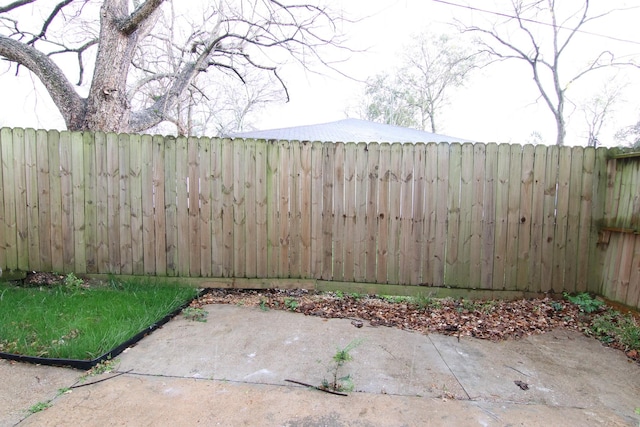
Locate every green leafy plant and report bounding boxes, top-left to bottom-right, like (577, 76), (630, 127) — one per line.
(182, 307), (208, 322)
(259, 299), (269, 311)
(322, 339), (362, 393)
(284, 297), (299, 311)
(563, 292), (604, 313)
(28, 401), (51, 413)
(63, 272), (85, 292)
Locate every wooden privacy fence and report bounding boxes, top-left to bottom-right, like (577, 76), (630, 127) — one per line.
(0, 127), (617, 297)
(598, 152), (640, 308)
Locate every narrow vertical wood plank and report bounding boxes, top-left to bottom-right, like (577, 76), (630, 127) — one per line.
(540, 146), (559, 292)
(48, 130), (64, 272)
(152, 135), (167, 276)
(188, 136), (201, 276)
(0, 128), (6, 271)
(516, 145), (534, 291)
(411, 143), (426, 285)
(140, 135), (155, 275)
(128, 134), (144, 275)
(175, 136), (189, 276)
(299, 141), (313, 278)
(387, 143), (402, 285)
(278, 140), (290, 277)
(422, 143), (439, 285)
(626, 236), (640, 308)
(469, 143), (485, 288)
(267, 141), (280, 277)
(529, 145), (547, 291)
(588, 148), (609, 294)
(221, 138), (234, 277)
(551, 146), (571, 291)
(376, 143), (391, 284)
(576, 147), (595, 292)
(255, 140), (269, 277)
(456, 143), (474, 287)
(244, 139), (257, 278)
(95, 132), (109, 273)
(399, 143), (415, 285)
(434, 143), (449, 286)
(505, 144), (522, 290)
(288, 141), (300, 278)
(71, 132), (86, 273)
(198, 137), (212, 277)
(0, 128), (17, 270)
(210, 137), (223, 277)
(343, 142), (357, 282)
(118, 133), (132, 274)
(59, 131), (74, 273)
(12, 128), (29, 271)
(491, 144), (511, 290)
(164, 135), (177, 276)
(354, 142), (368, 282)
(310, 141), (324, 279)
(321, 143), (334, 279)
(364, 143), (380, 283)
(35, 130), (52, 271)
(480, 143), (497, 289)
(564, 147), (584, 292)
(24, 128), (41, 271)
(233, 139), (247, 277)
(332, 143), (345, 281)
(83, 132), (97, 273)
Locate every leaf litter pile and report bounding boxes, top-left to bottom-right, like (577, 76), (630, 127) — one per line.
(192, 289), (640, 364)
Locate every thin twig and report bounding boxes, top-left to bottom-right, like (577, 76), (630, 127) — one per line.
(284, 379), (348, 396)
(70, 369), (133, 389)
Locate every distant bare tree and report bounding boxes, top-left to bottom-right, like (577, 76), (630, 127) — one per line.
(0, 0), (348, 133)
(359, 31), (481, 133)
(579, 81), (625, 147)
(460, 0), (638, 146)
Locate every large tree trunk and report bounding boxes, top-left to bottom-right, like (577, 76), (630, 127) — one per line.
(80, 0), (160, 132)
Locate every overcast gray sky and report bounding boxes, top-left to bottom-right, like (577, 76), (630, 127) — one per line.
(1, 0), (639, 146)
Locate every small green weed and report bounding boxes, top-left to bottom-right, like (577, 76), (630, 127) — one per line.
(284, 297), (299, 311)
(259, 299), (269, 311)
(85, 358), (119, 377)
(349, 293), (363, 301)
(590, 310), (640, 351)
(334, 290), (344, 299)
(551, 301), (564, 311)
(63, 273), (84, 292)
(28, 401), (51, 413)
(57, 387), (70, 396)
(323, 339), (362, 393)
(564, 292), (604, 313)
(413, 293), (440, 310)
(182, 307), (208, 322)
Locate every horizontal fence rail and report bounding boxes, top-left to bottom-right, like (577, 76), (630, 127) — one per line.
(0, 127), (619, 298)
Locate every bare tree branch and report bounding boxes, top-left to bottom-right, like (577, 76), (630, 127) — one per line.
(118, 0), (165, 35)
(0, 34), (84, 127)
(0, 0), (35, 14)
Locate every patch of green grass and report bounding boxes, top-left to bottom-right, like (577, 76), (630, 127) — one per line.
(28, 401), (51, 413)
(590, 310), (640, 351)
(0, 278), (197, 360)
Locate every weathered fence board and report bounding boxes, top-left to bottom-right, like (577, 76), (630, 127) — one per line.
(2, 127), (637, 309)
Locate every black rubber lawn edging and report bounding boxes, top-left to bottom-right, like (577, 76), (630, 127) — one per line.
(0, 289), (205, 370)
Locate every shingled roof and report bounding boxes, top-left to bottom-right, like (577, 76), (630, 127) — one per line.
(226, 118), (470, 144)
